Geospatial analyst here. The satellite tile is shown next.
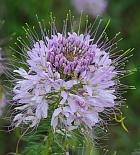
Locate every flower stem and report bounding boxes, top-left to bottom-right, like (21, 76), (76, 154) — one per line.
(86, 136), (97, 155)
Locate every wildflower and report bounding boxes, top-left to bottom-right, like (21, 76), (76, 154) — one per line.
(12, 14), (130, 135)
(71, 0), (107, 17)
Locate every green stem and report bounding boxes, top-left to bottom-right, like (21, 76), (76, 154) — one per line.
(86, 137), (97, 155)
(64, 134), (69, 154)
(41, 132), (53, 155)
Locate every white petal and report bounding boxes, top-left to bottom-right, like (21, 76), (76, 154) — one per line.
(36, 101), (48, 119)
(60, 91), (68, 104)
(45, 83), (51, 93)
(64, 80), (78, 89)
(84, 85), (93, 96)
(41, 101), (48, 118)
(13, 114), (23, 122)
(67, 97), (77, 113)
(51, 108), (62, 129)
(14, 68), (27, 77)
(54, 72), (60, 79)
(15, 104), (29, 110)
(52, 117), (58, 130)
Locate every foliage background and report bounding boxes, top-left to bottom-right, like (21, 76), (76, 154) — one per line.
(0, 0), (140, 155)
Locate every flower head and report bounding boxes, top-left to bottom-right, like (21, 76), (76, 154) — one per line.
(11, 14), (131, 135)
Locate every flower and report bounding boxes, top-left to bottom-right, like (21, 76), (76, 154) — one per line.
(71, 0), (107, 17)
(12, 14), (130, 135)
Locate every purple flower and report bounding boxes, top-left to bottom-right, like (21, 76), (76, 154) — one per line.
(71, 0), (107, 17)
(11, 14), (130, 135)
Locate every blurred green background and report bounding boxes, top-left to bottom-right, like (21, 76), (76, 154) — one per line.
(0, 0), (140, 155)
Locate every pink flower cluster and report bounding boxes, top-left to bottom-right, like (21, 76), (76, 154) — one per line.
(13, 31), (117, 132)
